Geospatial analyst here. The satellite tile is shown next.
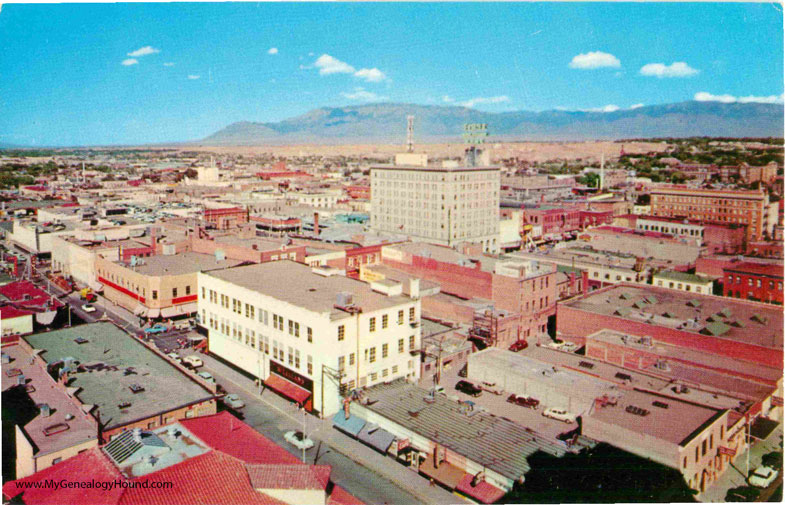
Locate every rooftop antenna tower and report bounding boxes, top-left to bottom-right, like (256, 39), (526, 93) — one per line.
(406, 115), (415, 153)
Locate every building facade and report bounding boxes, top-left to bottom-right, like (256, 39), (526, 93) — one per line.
(723, 262), (783, 304)
(370, 165), (500, 253)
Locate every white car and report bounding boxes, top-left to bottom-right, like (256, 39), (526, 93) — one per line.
(166, 352), (182, 364)
(542, 407), (577, 424)
(748, 466), (779, 488)
(545, 341), (565, 351)
(561, 342), (579, 352)
(430, 385), (446, 395)
(82, 304), (97, 313)
(480, 381), (504, 395)
(182, 355), (203, 368)
(284, 431), (314, 450)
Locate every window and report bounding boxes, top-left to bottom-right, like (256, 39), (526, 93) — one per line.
(53, 457), (62, 465)
(295, 350), (300, 369)
(392, 365), (398, 374)
(409, 307), (415, 322)
(294, 322), (300, 338)
(338, 325), (345, 341)
(349, 353), (355, 365)
(201, 287), (205, 298)
(249, 305), (254, 320)
(701, 439), (707, 457)
(152, 290), (158, 300)
(369, 347), (376, 363)
(369, 372), (377, 382)
(369, 317), (376, 332)
(382, 314), (388, 329)
(307, 355), (313, 375)
(289, 320), (294, 335)
(288, 346), (293, 366)
(338, 356), (345, 371)
(382, 343), (388, 358)
(398, 339), (404, 353)
(409, 335), (415, 350)
(307, 327), (312, 343)
(186, 285), (191, 295)
(382, 368), (388, 377)
(398, 310), (404, 325)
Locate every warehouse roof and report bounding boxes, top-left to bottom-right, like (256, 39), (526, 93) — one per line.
(23, 322), (215, 431)
(356, 378), (570, 480)
(653, 270), (713, 284)
(123, 251), (244, 276)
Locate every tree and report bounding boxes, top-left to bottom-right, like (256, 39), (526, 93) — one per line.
(578, 172), (600, 188)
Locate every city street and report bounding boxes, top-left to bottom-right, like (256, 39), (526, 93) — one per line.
(175, 348), (468, 505)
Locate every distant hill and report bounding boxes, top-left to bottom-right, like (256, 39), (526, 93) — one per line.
(202, 101), (784, 145)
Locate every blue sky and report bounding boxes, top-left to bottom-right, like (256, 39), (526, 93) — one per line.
(0, 2), (782, 146)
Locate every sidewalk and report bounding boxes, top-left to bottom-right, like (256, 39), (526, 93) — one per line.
(188, 350), (468, 505)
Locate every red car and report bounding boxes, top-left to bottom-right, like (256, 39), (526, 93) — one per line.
(507, 394), (539, 409)
(508, 340), (528, 352)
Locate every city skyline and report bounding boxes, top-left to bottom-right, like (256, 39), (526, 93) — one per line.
(0, 2), (783, 146)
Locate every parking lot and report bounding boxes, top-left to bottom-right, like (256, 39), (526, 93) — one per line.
(419, 362), (579, 441)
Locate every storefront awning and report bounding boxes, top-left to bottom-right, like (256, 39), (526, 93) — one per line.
(357, 423), (395, 453)
(179, 302), (198, 314)
(456, 474), (506, 504)
(419, 456), (464, 490)
(265, 374), (311, 405)
(160, 306), (177, 319)
(332, 411), (366, 438)
(146, 308), (160, 319)
(160, 303), (198, 319)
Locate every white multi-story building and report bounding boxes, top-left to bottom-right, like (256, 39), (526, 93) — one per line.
(370, 164), (501, 253)
(197, 261), (421, 417)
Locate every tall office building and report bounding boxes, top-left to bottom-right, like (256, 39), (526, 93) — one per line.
(370, 161), (501, 253)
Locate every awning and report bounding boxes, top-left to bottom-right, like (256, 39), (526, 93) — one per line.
(419, 456), (464, 489)
(160, 303), (198, 319)
(456, 474), (506, 504)
(179, 302), (198, 314)
(332, 411), (366, 438)
(146, 308), (160, 319)
(160, 306), (178, 319)
(357, 423), (395, 453)
(35, 310), (57, 326)
(265, 374), (311, 405)
(187, 335), (205, 343)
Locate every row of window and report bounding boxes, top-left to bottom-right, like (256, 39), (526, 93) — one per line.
(725, 275), (782, 290)
(97, 267), (192, 301)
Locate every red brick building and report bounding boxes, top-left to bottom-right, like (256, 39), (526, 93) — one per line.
(723, 261), (783, 305)
(203, 206), (249, 230)
(522, 204), (581, 239)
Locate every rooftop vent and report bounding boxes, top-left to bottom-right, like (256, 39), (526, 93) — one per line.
(16, 375), (26, 386)
(614, 372), (632, 382)
(625, 405), (650, 416)
(578, 361), (595, 370)
(1, 352), (10, 364)
(129, 383), (145, 394)
(118, 401), (132, 410)
(74, 337), (89, 344)
(336, 292), (354, 307)
(39, 403), (51, 417)
(652, 401), (669, 409)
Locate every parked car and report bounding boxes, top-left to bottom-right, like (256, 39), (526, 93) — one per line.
(748, 465), (779, 488)
(726, 486), (760, 502)
(173, 320), (193, 331)
(455, 380), (483, 397)
(507, 394), (539, 409)
(508, 340), (528, 352)
(81, 303), (97, 313)
(480, 381), (503, 395)
(196, 371), (215, 384)
(430, 385), (446, 395)
(144, 323), (168, 335)
(284, 430), (314, 450)
(545, 341), (565, 351)
(561, 342), (579, 352)
(182, 355), (203, 368)
(166, 352), (182, 364)
(223, 393), (245, 409)
(542, 407), (577, 423)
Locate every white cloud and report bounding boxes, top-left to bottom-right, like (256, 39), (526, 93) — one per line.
(187, 75), (201, 80)
(354, 67), (386, 82)
(127, 46), (160, 58)
(569, 51), (620, 69)
(163, 62), (175, 67)
(121, 58), (138, 66)
(630, 103), (644, 109)
(460, 95), (510, 108)
(556, 104), (626, 113)
(695, 91), (784, 104)
(640, 62), (698, 78)
(442, 95), (454, 103)
(268, 47), (278, 55)
(341, 87), (387, 101)
(314, 54), (355, 75)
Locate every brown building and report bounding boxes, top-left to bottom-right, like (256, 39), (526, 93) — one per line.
(650, 187), (773, 242)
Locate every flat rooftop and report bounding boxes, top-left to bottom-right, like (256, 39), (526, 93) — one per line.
(204, 261), (412, 318)
(23, 322), (215, 431)
(1, 342), (98, 457)
(121, 251), (244, 276)
(588, 388), (723, 446)
(372, 164), (500, 172)
(213, 236), (294, 251)
(563, 284), (784, 350)
(357, 379), (569, 480)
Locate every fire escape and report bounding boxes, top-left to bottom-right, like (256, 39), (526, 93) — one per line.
(469, 310), (499, 348)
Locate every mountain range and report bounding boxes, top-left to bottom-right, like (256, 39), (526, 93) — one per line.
(201, 101), (784, 145)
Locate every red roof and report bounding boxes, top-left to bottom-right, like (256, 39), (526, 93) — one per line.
(246, 464), (331, 490)
(121, 451), (285, 505)
(264, 374), (312, 405)
(724, 261), (784, 278)
(180, 411), (300, 465)
(0, 305), (34, 319)
(455, 474), (507, 504)
(0, 281), (63, 310)
(3, 447), (124, 505)
(327, 485), (365, 505)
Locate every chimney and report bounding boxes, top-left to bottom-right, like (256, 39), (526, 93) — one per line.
(569, 272), (576, 293)
(433, 444), (440, 469)
(314, 212), (320, 236)
(581, 270), (589, 295)
(409, 278), (420, 299)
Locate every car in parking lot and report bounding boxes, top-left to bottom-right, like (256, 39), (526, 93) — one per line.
(284, 430), (314, 450)
(223, 393), (245, 409)
(430, 385), (446, 396)
(508, 340), (528, 352)
(545, 341), (565, 351)
(81, 303), (97, 313)
(182, 355), (203, 368)
(166, 352), (182, 364)
(561, 342), (579, 352)
(144, 323), (168, 335)
(455, 380), (483, 397)
(507, 394), (539, 409)
(196, 371), (215, 384)
(542, 407), (576, 423)
(748, 465), (779, 488)
(480, 381), (503, 395)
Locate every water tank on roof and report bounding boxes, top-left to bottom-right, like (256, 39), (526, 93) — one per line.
(336, 292), (354, 307)
(39, 403), (51, 417)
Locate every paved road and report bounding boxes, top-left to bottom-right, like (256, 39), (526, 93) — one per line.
(177, 349), (467, 505)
